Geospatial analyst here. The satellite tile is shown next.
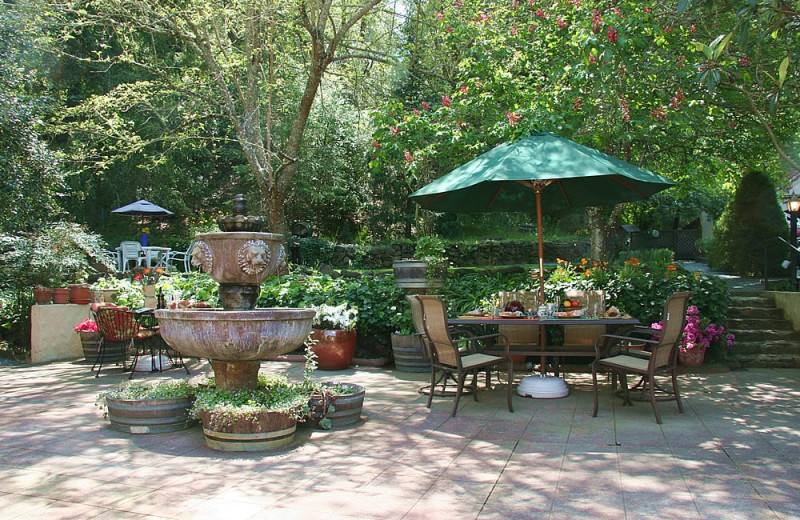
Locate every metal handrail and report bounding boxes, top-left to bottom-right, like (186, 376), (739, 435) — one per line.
(765, 237), (800, 291)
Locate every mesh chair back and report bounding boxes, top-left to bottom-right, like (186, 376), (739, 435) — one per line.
(95, 307), (139, 342)
(406, 295), (432, 360)
(416, 296), (460, 367)
(652, 292), (692, 367)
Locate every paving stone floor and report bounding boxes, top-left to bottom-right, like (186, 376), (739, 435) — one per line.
(1, 359), (799, 519)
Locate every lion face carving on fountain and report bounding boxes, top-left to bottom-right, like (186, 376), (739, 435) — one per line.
(237, 240), (271, 275)
(190, 241), (213, 273)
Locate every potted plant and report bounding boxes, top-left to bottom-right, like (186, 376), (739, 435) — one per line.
(298, 346), (366, 429)
(97, 380), (196, 434)
(389, 299), (430, 372)
(309, 303), (358, 370)
(392, 236), (448, 289)
(191, 373), (309, 451)
(74, 318), (101, 361)
(650, 305), (736, 367)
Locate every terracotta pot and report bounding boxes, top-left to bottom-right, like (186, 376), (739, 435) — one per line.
(52, 288), (69, 304)
(679, 347), (706, 366)
(32, 287), (54, 305)
(311, 329), (357, 370)
(69, 284), (91, 304)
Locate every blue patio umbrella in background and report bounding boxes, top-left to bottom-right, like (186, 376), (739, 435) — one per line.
(112, 200), (173, 246)
(409, 132), (678, 302)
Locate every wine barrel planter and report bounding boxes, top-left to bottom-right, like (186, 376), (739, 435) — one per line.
(324, 383), (365, 428)
(391, 333), (430, 373)
(392, 260), (444, 290)
(105, 396), (195, 434)
(197, 410), (296, 452)
(302, 383), (366, 429)
(79, 331), (101, 362)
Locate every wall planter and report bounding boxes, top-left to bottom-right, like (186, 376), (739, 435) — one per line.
(79, 331), (102, 362)
(100, 289), (118, 303)
(392, 260), (444, 290)
(197, 409), (296, 452)
(69, 284), (91, 304)
(32, 287), (54, 305)
(52, 288), (69, 304)
(106, 396), (195, 434)
(311, 329), (357, 370)
(390, 333), (430, 372)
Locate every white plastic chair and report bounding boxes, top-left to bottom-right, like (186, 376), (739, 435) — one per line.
(165, 241), (194, 272)
(119, 241), (146, 271)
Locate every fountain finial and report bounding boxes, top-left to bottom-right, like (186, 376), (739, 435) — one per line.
(217, 194), (266, 232)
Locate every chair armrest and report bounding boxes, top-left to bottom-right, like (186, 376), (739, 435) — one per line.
(455, 332), (510, 356)
(594, 333), (659, 359)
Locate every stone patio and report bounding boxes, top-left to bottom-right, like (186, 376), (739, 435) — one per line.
(1, 359), (798, 519)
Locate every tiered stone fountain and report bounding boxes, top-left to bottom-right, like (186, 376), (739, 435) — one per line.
(155, 195), (314, 392)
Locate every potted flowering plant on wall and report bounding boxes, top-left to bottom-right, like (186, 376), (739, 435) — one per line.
(392, 235), (448, 289)
(309, 303), (358, 370)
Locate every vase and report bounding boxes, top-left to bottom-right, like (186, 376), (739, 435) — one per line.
(106, 396), (195, 434)
(679, 347), (706, 366)
(311, 329), (357, 370)
(142, 284), (157, 308)
(52, 288), (69, 304)
(197, 409), (296, 451)
(101, 289), (118, 303)
(390, 333), (430, 372)
(79, 331), (101, 361)
(69, 284), (91, 304)
(32, 287), (54, 305)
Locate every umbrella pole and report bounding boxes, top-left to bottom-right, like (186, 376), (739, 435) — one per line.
(536, 189), (545, 304)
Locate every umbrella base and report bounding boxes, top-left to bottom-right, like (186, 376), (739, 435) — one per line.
(517, 375), (569, 399)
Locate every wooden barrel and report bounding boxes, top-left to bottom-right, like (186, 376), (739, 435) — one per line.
(325, 383), (365, 427)
(79, 332), (101, 362)
(106, 397), (195, 434)
(391, 334), (430, 372)
(392, 260), (443, 289)
(198, 410), (296, 452)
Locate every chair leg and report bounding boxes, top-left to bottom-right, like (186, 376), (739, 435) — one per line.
(620, 373), (632, 407)
(506, 360), (514, 413)
(451, 372), (468, 417)
(427, 367), (437, 409)
(671, 370), (684, 414)
(649, 375), (662, 424)
(92, 339), (104, 376)
(591, 364), (600, 418)
(471, 370), (480, 402)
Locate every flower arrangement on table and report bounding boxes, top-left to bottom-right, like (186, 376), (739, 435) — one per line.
(652, 305), (736, 353)
(73, 318), (98, 333)
(132, 267), (165, 285)
(311, 303), (358, 330)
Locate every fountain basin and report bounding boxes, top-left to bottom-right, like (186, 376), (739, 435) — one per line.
(192, 232), (288, 286)
(155, 308), (314, 361)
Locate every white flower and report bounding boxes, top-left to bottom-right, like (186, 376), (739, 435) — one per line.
(311, 303), (358, 330)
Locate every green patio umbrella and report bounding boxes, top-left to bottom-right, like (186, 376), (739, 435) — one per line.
(409, 132), (677, 302)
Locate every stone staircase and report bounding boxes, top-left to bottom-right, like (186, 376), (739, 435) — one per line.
(726, 291), (800, 368)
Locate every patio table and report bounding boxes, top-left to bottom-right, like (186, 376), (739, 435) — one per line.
(448, 315), (640, 375)
(142, 246), (171, 268)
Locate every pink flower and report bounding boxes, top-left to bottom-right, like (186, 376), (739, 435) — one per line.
(442, 95), (451, 107)
(422, 101), (430, 111)
(74, 318), (98, 332)
(447, 26), (454, 33)
(390, 126), (401, 135)
(461, 85), (469, 94)
(535, 9), (545, 17)
(510, 24), (519, 36)
(413, 108), (420, 115)
(557, 17), (567, 30)
(404, 151), (414, 162)
(607, 26), (618, 43)
(372, 141), (381, 148)
(454, 0), (461, 6)
(435, 11), (444, 20)
(506, 111), (521, 126)
(589, 55), (597, 65)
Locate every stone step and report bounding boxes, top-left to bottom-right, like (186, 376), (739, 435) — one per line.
(728, 353), (800, 368)
(728, 306), (785, 319)
(731, 340), (800, 355)
(729, 295), (775, 309)
(726, 328), (800, 342)
(726, 318), (795, 331)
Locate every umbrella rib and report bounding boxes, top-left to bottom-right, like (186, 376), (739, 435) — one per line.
(611, 175), (647, 199)
(487, 181), (505, 210)
(554, 180), (571, 207)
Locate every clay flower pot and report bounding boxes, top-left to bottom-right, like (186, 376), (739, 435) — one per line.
(311, 329), (357, 370)
(52, 288), (69, 304)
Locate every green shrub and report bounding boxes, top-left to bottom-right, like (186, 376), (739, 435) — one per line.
(710, 170), (788, 276)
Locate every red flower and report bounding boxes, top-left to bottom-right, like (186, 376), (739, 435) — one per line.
(404, 151), (414, 162)
(557, 17), (567, 30)
(422, 101), (430, 111)
(390, 126), (401, 135)
(447, 26), (454, 33)
(589, 55), (597, 65)
(664, 25), (671, 33)
(442, 95), (451, 107)
(511, 24), (519, 36)
(413, 108), (420, 115)
(372, 141), (381, 148)
(460, 85), (469, 94)
(133, 273), (144, 281)
(607, 26), (618, 43)
(535, 9), (545, 17)
(435, 11), (444, 20)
